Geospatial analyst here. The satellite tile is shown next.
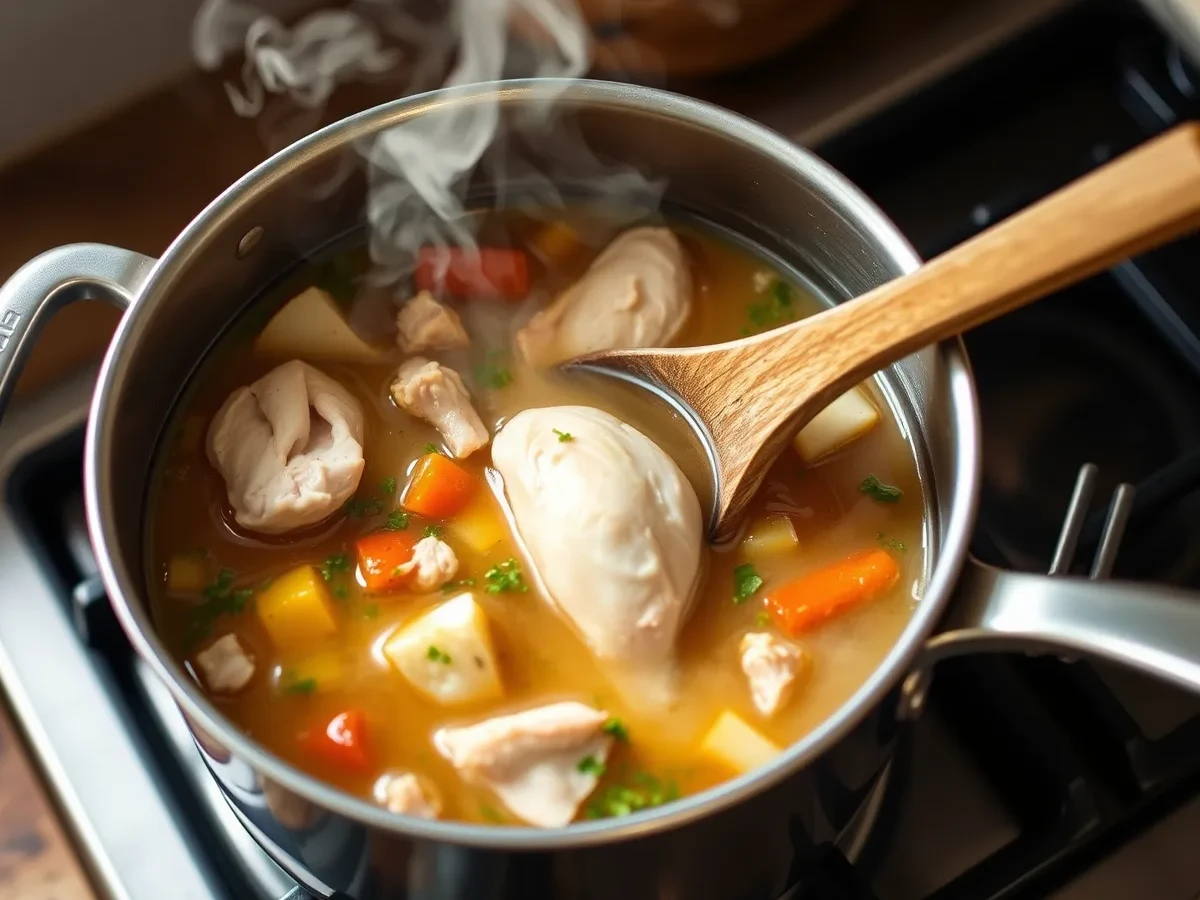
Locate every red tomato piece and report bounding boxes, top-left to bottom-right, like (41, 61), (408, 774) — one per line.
(301, 710), (370, 771)
(414, 247), (529, 300)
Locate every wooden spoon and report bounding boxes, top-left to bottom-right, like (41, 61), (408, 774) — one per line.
(571, 122), (1200, 545)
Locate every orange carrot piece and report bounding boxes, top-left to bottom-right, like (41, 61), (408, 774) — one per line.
(355, 530), (418, 593)
(766, 548), (900, 635)
(402, 453), (476, 519)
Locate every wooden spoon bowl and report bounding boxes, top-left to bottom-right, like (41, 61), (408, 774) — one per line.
(571, 123), (1200, 545)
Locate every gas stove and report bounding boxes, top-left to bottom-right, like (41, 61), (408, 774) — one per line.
(3, 2), (1200, 898)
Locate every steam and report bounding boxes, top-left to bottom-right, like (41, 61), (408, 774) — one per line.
(191, 0), (658, 281)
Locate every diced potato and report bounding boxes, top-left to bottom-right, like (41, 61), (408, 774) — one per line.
(699, 709), (782, 774)
(277, 650), (345, 694)
(740, 515), (799, 560)
(383, 593), (502, 706)
(254, 286), (384, 363)
(446, 494), (507, 555)
(256, 565), (339, 647)
(166, 553), (208, 597)
(792, 386), (879, 465)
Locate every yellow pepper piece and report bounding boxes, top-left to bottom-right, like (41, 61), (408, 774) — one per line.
(256, 565), (338, 647)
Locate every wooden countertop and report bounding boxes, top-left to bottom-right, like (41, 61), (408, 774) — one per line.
(0, 0), (1070, 894)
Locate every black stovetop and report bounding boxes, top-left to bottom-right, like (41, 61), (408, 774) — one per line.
(10, 2), (1200, 899)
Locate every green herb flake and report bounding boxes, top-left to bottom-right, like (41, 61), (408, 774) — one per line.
(343, 496), (384, 518)
(385, 510), (410, 531)
(586, 772), (679, 820)
(185, 568), (256, 646)
(601, 717), (629, 742)
(860, 474), (903, 504)
(479, 804), (505, 823)
(733, 563), (764, 605)
(577, 755), (606, 777)
(379, 476), (397, 495)
(321, 553), (350, 582)
(754, 612), (771, 628)
(476, 350), (515, 390)
(363, 604), (380, 619)
(427, 645), (452, 665)
(553, 429), (574, 443)
(424, 442), (441, 454)
(441, 578), (477, 593)
(332, 584), (349, 600)
(283, 677), (318, 695)
(485, 558), (528, 594)
(745, 278), (796, 332)
(422, 524), (444, 539)
(876, 532), (907, 553)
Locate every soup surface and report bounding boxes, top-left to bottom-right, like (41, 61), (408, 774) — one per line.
(147, 210), (925, 826)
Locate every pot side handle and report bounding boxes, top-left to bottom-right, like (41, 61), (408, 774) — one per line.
(0, 243), (157, 416)
(899, 557), (1200, 718)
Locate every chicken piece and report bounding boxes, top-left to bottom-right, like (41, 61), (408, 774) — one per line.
(739, 632), (809, 718)
(390, 357), (490, 458)
(207, 360), (365, 534)
(396, 291), (470, 354)
(394, 536), (459, 591)
(194, 634), (255, 694)
(373, 772), (442, 819)
(434, 702), (612, 828)
(492, 406), (702, 697)
(516, 227), (692, 367)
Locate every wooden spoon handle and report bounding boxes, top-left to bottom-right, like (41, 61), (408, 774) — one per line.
(778, 121), (1200, 404)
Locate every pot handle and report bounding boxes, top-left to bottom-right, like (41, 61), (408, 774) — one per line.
(898, 556), (1200, 719)
(0, 243), (156, 415)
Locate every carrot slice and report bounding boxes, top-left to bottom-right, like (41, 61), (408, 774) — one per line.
(414, 247), (529, 299)
(355, 530), (418, 593)
(301, 710), (370, 771)
(766, 548), (900, 635)
(402, 453), (476, 519)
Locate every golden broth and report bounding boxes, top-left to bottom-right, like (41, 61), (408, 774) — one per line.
(147, 211), (925, 824)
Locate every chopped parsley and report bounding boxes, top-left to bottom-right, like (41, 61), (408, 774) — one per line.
(485, 558), (528, 593)
(185, 568), (254, 646)
(426, 645), (452, 664)
(745, 279), (796, 332)
(442, 578), (477, 593)
(577, 755), (606, 777)
(283, 677), (318, 695)
(476, 350), (515, 390)
(602, 717), (629, 742)
(553, 429), (574, 443)
(379, 476), (397, 495)
(385, 510), (410, 531)
(733, 563), (764, 604)
(860, 474), (903, 503)
(586, 771), (678, 819)
(363, 604), (380, 619)
(754, 612), (771, 628)
(332, 584), (349, 600)
(343, 496), (384, 518)
(321, 553), (350, 582)
(877, 532), (907, 553)
(422, 524), (444, 538)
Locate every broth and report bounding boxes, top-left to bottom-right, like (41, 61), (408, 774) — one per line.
(147, 210), (924, 825)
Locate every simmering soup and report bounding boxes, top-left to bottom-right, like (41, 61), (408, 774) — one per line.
(147, 210), (924, 827)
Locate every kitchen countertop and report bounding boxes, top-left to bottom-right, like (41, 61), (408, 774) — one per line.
(0, 0), (1073, 894)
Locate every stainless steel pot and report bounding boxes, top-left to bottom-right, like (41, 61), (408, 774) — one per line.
(1, 80), (1199, 900)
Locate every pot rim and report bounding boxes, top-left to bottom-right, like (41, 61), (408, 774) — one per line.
(85, 77), (982, 849)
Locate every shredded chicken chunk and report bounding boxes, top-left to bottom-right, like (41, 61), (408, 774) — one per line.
(390, 357), (490, 458)
(739, 632), (809, 718)
(396, 291), (470, 354)
(395, 536), (459, 591)
(492, 406), (702, 702)
(207, 360), (365, 534)
(373, 772), (442, 819)
(516, 227), (692, 366)
(195, 634), (255, 694)
(434, 701), (612, 828)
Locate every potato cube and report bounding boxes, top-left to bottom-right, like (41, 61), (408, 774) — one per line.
(793, 386), (879, 465)
(446, 494), (507, 555)
(256, 565), (339, 647)
(166, 553), (209, 597)
(254, 286), (383, 363)
(740, 515), (799, 560)
(699, 709), (782, 774)
(383, 593), (502, 706)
